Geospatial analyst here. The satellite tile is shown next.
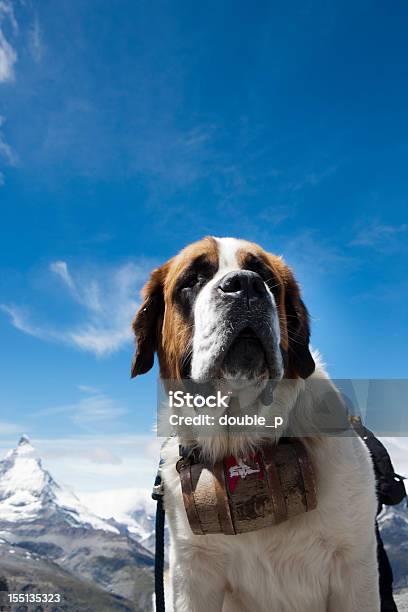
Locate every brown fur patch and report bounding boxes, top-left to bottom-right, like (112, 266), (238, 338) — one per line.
(161, 236), (218, 378)
(131, 236), (219, 379)
(131, 260), (172, 378)
(237, 244), (314, 379)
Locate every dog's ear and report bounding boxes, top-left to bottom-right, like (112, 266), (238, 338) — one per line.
(282, 268), (315, 379)
(131, 265), (167, 378)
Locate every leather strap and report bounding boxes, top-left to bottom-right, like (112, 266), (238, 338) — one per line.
(213, 461), (236, 535)
(177, 459), (204, 535)
(292, 441), (317, 511)
(262, 446), (288, 523)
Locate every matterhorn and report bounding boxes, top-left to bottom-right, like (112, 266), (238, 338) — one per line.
(0, 436), (154, 611)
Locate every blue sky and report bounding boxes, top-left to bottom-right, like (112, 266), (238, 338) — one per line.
(0, 1), (407, 493)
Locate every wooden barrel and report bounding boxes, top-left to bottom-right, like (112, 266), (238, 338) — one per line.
(177, 441), (317, 535)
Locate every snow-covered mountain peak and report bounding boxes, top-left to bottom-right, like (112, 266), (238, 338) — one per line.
(0, 438), (118, 533)
(0, 436), (50, 503)
(18, 433), (32, 447)
(14, 434), (37, 457)
(3, 434), (35, 461)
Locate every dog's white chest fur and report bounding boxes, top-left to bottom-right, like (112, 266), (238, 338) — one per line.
(160, 366), (380, 612)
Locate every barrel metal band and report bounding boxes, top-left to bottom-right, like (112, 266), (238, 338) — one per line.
(262, 445), (288, 523)
(292, 441), (317, 511)
(213, 461), (236, 535)
(177, 459), (204, 535)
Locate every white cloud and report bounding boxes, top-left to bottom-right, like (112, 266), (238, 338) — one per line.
(77, 384), (101, 394)
(283, 229), (356, 278)
(350, 221), (407, 248)
(33, 389), (128, 426)
(28, 14), (42, 63)
(0, 29), (16, 81)
(0, 421), (24, 435)
(0, 1), (17, 83)
(0, 115), (17, 166)
(1, 259), (152, 356)
(0, 0), (16, 31)
(380, 437), (408, 479)
(0, 131), (13, 162)
(283, 164), (338, 192)
(43, 445), (123, 466)
(0, 304), (46, 338)
(0, 115), (17, 188)
(49, 260), (76, 292)
(78, 487), (154, 524)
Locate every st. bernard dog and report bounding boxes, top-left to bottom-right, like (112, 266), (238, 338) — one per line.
(131, 237), (380, 612)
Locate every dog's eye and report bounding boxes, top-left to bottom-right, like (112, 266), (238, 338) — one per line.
(242, 257), (280, 296)
(243, 264), (267, 281)
(181, 273), (207, 290)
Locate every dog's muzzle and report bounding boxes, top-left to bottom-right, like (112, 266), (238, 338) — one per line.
(191, 269), (283, 383)
(217, 270), (280, 379)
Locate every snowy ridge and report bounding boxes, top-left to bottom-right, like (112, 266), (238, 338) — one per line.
(378, 502), (408, 528)
(78, 487), (155, 543)
(0, 435), (118, 533)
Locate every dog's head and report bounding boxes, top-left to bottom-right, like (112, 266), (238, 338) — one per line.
(131, 237), (314, 392)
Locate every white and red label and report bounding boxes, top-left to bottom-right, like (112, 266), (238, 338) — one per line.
(225, 454), (264, 493)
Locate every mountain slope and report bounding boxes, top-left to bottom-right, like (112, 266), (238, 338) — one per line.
(0, 436), (154, 610)
(0, 540), (137, 611)
(378, 501), (408, 590)
(78, 488), (167, 557)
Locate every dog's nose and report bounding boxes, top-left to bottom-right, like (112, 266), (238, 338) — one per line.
(218, 270), (267, 302)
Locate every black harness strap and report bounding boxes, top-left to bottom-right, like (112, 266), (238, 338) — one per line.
(152, 458), (165, 612)
(152, 444), (193, 610)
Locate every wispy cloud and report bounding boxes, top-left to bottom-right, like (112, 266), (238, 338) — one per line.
(0, 115), (17, 159)
(380, 438), (408, 480)
(78, 487), (154, 522)
(0, 420), (24, 435)
(77, 384), (101, 395)
(49, 260), (76, 291)
(1, 259), (152, 356)
(44, 446), (123, 466)
(0, 2), (18, 186)
(283, 164), (338, 193)
(0, 303), (46, 338)
(28, 14), (42, 63)
(258, 204), (295, 227)
(283, 229), (357, 278)
(34, 389), (128, 426)
(0, 0), (17, 83)
(1, 3), (41, 184)
(0, 114), (17, 188)
(350, 221), (407, 249)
